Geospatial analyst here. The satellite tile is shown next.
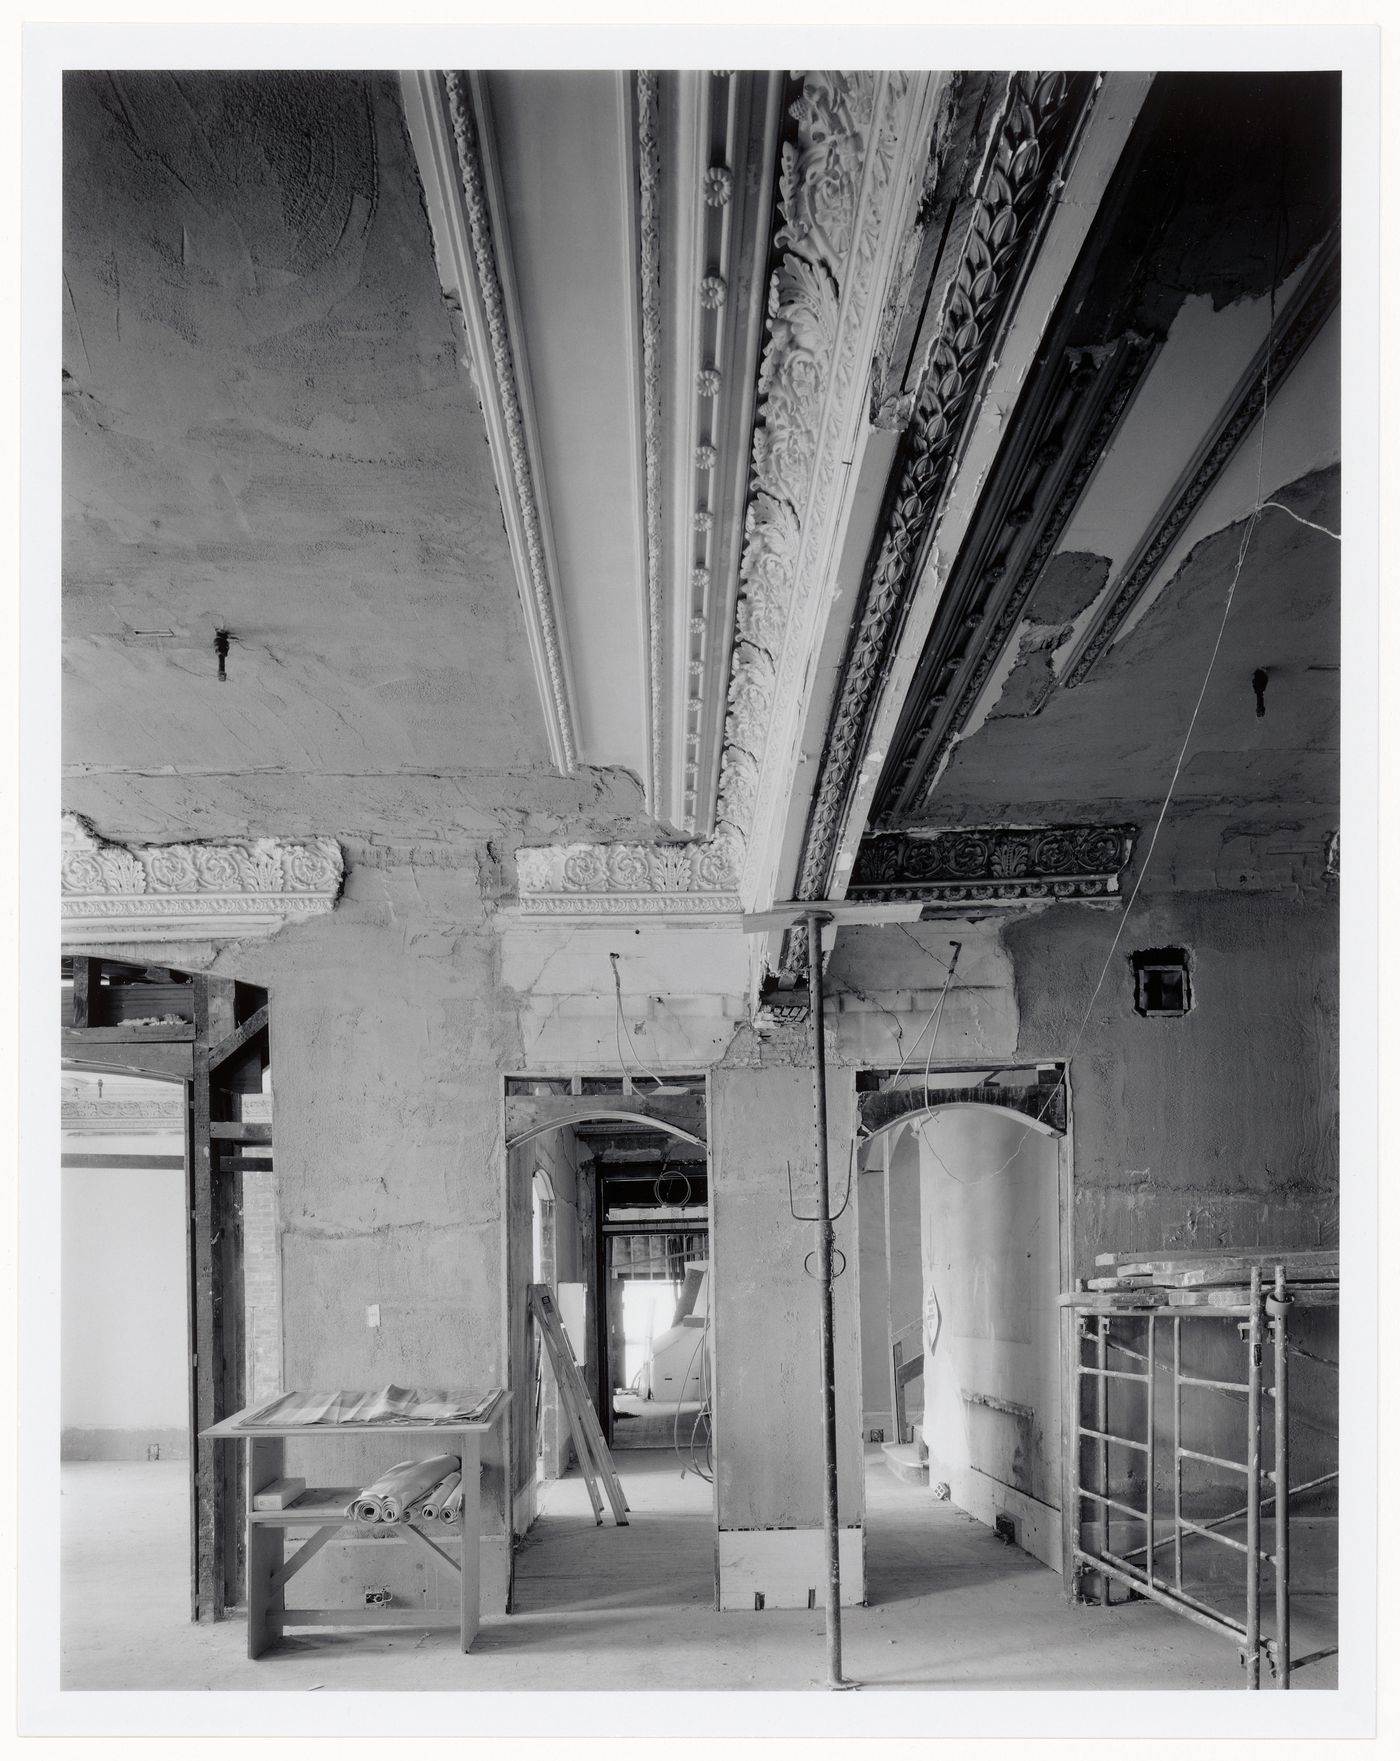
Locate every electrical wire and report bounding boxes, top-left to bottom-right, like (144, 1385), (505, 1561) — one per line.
(915, 208), (1287, 1192)
(609, 953), (665, 1092)
(672, 1305), (713, 1481)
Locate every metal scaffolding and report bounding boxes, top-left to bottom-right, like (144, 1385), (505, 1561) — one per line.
(1063, 1261), (1338, 1689)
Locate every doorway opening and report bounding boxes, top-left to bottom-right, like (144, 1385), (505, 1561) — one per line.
(502, 1074), (714, 1611)
(854, 1064), (1070, 1599)
(60, 955), (273, 1629)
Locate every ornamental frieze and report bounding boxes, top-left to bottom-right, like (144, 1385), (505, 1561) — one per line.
(847, 824), (1135, 903)
(61, 815), (343, 945)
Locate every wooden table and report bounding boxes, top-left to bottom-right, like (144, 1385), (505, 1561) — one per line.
(203, 1390), (511, 1658)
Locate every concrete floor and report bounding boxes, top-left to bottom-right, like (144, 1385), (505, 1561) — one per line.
(59, 1455), (1335, 1692)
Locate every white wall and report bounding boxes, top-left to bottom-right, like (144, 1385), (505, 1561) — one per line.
(62, 1142), (189, 1456)
(916, 1107), (1063, 1566)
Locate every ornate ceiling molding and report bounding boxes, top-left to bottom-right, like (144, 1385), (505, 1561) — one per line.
(514, 842), (740, 917)
(514, 69), (938, 920)
(1061, 230), (1341, 689)
(61, 815), (343, 945)
(874, 331), (1159, 823)
(635, 70), (665, 814)
(783, 71), (1099, 972)
(847, 824), (1135, 906)
(661, 71), (785, 836)
(724, 71), (937, 899)
(400, 71), (579, 776)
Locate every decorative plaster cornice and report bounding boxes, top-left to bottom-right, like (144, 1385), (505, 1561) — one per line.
(514, 71), (934, 919)
(61, 815), (342, 945)
(636, 70), (665, 815)
(1062, 231), (1341, 689)
(724, 72), (929, 892)
(848, 824), (1135, 905)
(785, 72), (1095, 970)
(400, 71), (578, 776)
(62, 1096), (186, 1136)
(514, 841), (741, 916)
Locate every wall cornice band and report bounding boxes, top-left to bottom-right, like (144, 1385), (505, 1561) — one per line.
(61, 815), (343, 946)
(847, 824), (1136, 906)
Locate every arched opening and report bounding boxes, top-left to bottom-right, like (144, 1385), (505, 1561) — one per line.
(502, 1075), (713, 1614)
(854, 1070), (1070, 1602)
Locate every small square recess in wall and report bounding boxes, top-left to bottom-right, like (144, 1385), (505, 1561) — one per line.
(1131, 948), (1192, 1017)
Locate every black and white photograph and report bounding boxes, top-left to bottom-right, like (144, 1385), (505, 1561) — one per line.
(16, 12), (1383, 1746)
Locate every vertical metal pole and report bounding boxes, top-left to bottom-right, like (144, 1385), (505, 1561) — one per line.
(806, 911), (844, 1688)
(1173, 1316), (1183, 1592)
(882, 1133), (898, 1444)
(1146, 1313), (1156, 1589)
(1245, 1265), (1262, 1689)
(1096, 1316), (1110, 1603)
(1273, 1265), (1291, 1688)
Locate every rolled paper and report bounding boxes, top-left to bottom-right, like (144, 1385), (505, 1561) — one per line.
(378, 1454), (461, 1524)
(440, 1479), (465, 1524)
(345, 1458), (421, 1523)
(419, 1472), (461, 1521)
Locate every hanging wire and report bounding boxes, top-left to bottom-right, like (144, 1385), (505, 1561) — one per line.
(785, 1137), (856, 1223)
(913, 202), (1288, 1191)
(609, 952), (666, 1092)
(673, 1298), (713, 1481)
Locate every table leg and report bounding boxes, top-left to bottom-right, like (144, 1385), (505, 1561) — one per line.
(245, 1436), (285, 1659)
(459, 1433), (482, 1653)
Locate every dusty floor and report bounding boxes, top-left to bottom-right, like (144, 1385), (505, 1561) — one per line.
(59, 1454), (1335, 1692)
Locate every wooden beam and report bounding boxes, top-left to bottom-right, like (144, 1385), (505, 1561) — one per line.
(62, 1037), (194, 1081)
(190, 975), (238, 1622)
(208, 1004), (270, 1074)
(62, 1154), (185, 1170)
(70, 957), (100, 1029)
(209, 1122), (272, 1144)
(63, 1022), (195, 1044)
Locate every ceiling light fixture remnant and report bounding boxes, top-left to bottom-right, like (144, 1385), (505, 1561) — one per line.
(214, 629), (232, 682)
(1252, 668), (1269, 717)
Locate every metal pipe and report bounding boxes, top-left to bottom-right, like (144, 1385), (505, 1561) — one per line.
(1080, 1424), (1150, 1454)
(1273, 1264), (1291, 1688)
(1069, 1315), (1084, 1602)
(806, 910), (843, 1689)
(1076, 1548), (1251, 1647)
(1146, 1313), (1156, 1589)
(1176, 1444), (1251, 1476)
(1116, 1469), (1337, 1567)
(1173, 1317), (1183, 1592)
(1245, 1265), (1262, 1689)
(1096, 1317), (1110, 1600)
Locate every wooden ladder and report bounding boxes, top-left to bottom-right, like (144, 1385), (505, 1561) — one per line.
(528, 1283), (629, 1526)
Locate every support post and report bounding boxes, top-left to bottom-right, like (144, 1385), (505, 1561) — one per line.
(882, 1133), (897, 1444)
(1146, 1312), (1156, 1589)
(1245, 1265), (1262, 1688)
(805, 910), (844, 1689)
(1273, 1265), (1291, 1688)
(1096, 1315), (1110, 1603)
(1173, 1316), (1183, 1592)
